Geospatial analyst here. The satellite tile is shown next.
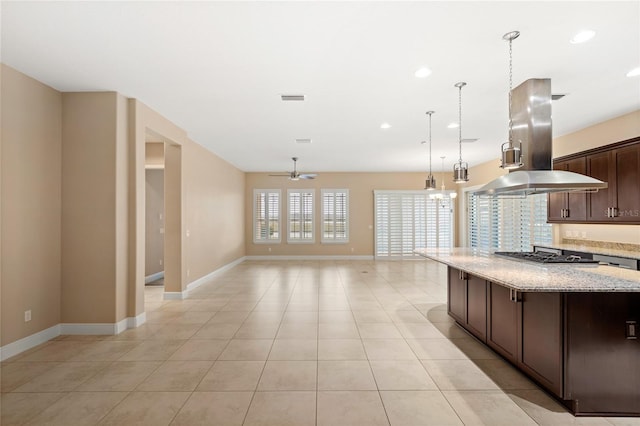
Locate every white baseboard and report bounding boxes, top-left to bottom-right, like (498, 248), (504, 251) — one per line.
(0, 324), (61, 361)
(60, 323), (121, 335)
(0, 313), (149, 361)
(245, 255), (375, 261)
(145, 271), (164, 284)
(128, 312), (146, 328)
(162, 256), (247, 300)
(163, 291), (187, 300)
(186, 256), (246, 292)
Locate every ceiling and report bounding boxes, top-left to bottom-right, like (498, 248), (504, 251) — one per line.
(2, 1), (639, 174)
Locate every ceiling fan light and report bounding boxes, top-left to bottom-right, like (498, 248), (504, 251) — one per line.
(500, 141), (524, 169)
(449, 192), (458, 199)
(453, 162), (469, 183)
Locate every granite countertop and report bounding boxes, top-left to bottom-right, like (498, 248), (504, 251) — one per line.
(414, 247), (640, 292)
(532, 242), (640, 261)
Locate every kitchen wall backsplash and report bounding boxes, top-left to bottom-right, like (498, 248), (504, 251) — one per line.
(562, 238), (640, 253)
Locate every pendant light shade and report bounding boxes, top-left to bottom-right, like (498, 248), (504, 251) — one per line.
(453, 82), (469, 183)
(425, 111), (437, 190)
(500, 30), (524, 170)
(431, 156), (457, 200)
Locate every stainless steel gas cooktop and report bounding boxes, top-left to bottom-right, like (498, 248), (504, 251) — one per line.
(494, 251), (600, 264)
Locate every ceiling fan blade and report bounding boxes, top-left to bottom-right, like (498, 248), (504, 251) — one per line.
(268, 174), (291, 177)
(299, 174), (317, 179)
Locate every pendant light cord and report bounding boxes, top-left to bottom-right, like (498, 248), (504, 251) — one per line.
(428, 112), (433, 176)
(458, 84), (463, 163)
(508, 36), (513, 144)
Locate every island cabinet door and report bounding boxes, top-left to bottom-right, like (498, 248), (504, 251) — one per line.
(447, 267), (466, 324)
(487, 282), (518, 364)
(565, 292), (640, 415)
(518, 292), (563, 398)
(466, 274), (487, 342)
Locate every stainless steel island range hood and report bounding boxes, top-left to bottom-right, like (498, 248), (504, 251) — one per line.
(475, 79), (607, 197)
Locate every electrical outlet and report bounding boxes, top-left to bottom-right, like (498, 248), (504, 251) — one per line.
(268, 247), (272, 252)
(581, 231), (587, 239)
(24, 310), (31, 322)
(187, 269), (190, 277)
(159, 259), (163, 266)
(350, 247), (354, 253)
(186, 229), (190, 237)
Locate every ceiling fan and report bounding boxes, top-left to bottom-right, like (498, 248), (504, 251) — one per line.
(269, 157), (317, 181)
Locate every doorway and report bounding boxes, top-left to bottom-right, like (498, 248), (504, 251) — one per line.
(144, 142), (165, 287)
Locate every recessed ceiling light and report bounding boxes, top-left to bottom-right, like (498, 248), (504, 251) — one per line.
(414, 67), (432, 78)
(380, 122), (391, 129)
(447, 122), (459, 129)
(626, 67), (640, 77)
(295, 138), (312, 144)
(570, 30), (595, 44)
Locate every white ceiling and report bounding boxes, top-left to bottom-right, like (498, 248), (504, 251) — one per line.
(2, 1), (639, 174)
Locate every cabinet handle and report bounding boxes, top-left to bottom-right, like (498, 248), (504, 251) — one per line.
(611, 207), (618, 218)
(565, 209), (569, 218)
(561, 209), (564, 218)
(458, 271), (467, 280)
(607, 207), (611, 218)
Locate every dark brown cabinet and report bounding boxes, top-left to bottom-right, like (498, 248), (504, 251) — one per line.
(446, 266), (640, 415)
(565, 292), (640, 414)
(586, 143), (640, 223)
(447, 267), (487, 341)
(447, 267), (466, 324)
(549, 137), (640, 224)
(548, 157), (587, 222)
(519, 292), (563, 397)
(487, 282), (518, 362)
(450, 269), (563, 398)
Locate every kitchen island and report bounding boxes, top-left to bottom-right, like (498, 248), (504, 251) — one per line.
(415, 248), (640, 416)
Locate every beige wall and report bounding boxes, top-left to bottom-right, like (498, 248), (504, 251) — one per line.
(1, 65), (62, 345)
(245, 172), (450, 256)
(145, 169), (164, 277)
(145, 142), (164, 169)
(61, 92), (125, 323)
(184, 139), (245, 280)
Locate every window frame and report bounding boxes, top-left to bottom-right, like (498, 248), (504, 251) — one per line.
(287, 188), (315, 244)
(253, 189), (281, 244)
(321, 188), (349, 244)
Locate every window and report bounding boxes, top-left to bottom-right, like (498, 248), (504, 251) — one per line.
(253, 189), (281, 243)
(374, 190), (454, 258)
(288, 189), (315, 243)
(321, 189), (349, 243)
(467, 192), (552, 251)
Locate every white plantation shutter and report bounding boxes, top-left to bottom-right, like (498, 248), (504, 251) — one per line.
(253, 189), (281, 243)
(468, 192), (551, 251)
(288, 189), (315, 243)
(374, 190), (454, 258)
(321, 189), (349, 243)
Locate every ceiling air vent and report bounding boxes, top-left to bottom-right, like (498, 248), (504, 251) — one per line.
(281, 94), (305, 101)
(552, 94), (567, 101)
(295, 138), (312, 144)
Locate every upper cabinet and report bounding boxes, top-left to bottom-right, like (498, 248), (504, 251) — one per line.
(548, 157), (587, 222)
(548, 137), (640, 224)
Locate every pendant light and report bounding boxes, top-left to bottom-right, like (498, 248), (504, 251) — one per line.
(424, 111), (437, 190)
(432, 156), (457, 200)
(500, 30), (524, 170)
(453, 82), (469, 183)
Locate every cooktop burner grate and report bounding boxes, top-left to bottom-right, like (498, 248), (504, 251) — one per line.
(494, 251), (600, 264)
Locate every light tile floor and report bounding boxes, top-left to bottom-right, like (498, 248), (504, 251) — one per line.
(2, 259), (639, 425)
